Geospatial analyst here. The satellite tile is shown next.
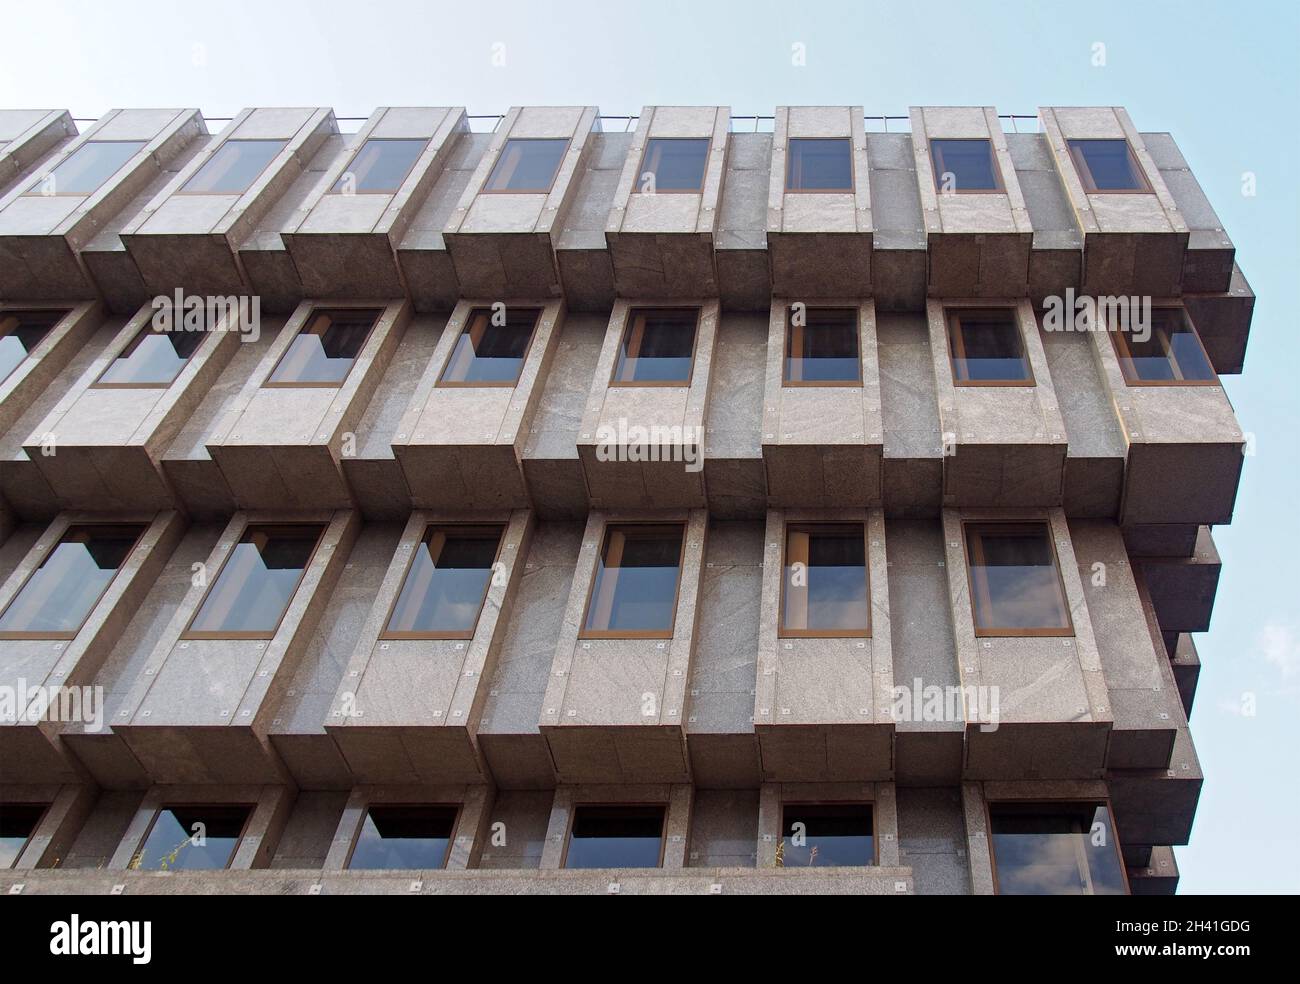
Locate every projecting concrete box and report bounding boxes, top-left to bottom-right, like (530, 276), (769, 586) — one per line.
(910, 107), (1031, 297)
(1143, 131), (1235, 294)
(326, 510), (531, 784)
(24, 302), (243, 511)
(393, 299), (563, 510)
(929, 300), (1067, 506)
(604, 106), (728, 297)
(282, 107), (468, 298)
(444, 106), (599, 297)
(0, 108), (202, 299)
(577, 300), (719, 509)
(1040, 107), (1188, 296)
(206, 299), (409, 509)
(0, 302), (100, 442)
(767, 106), (873, 297)
(120, 107), (334, 295)
(0, 510), (183, 783)
(941, 508), (1112, 779)
(761, 299), (883, 507)
(0, 110), (74, 197)
(113, 509), (357, 783)
(754, 509), (894, 782)
(539, 509), (707, 783)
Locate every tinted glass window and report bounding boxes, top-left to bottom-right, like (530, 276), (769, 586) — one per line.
(781, 804), (874, 866)
(930, 138), (1001, 191)
(583, 525), (684, 636)
(182, 139), (286, 195)
(0, 525), (143, 637)
(30, 141), (144, 196)
(186, 525), (322, 637)
(565, 806), (664, 869)
(0, 310), (66, 383)
(0, 803), (47, 867)
(965, 523), (1071, 634)
(947, 308), (1031, 383)
(1068, 139), (1148, 192)
(348, 806), (457, 870)
(385, 527), (502, 638)
(483, 139), (568, 193)
(96, 327), (206, 387)
(638, 138), (709, 192)
(331, 138), (426, 194)
(782, 525), (869, 635)
(990, 803), (1128, 895)
(1116, 308), (1215, 384)
(786, 138), (852, 191)
(135, 806), (249, 870)
(266, 308), (379, 386)
(439, 307), (538, 385)
(785, 307), (859, 383)
(612, 308), (697, 384)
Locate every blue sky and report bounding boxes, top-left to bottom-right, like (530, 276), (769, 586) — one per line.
(3, 0), (1297, 892)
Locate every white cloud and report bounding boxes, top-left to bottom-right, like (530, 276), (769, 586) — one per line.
(1258, 622), (1300, 678)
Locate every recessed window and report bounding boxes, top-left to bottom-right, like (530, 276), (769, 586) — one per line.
(26, 141), (145, 196)
(438, 307), (539, 386)
(784, 306), (860, 384)
(637, 137), (710, 192)
(785, 138), (852, 192)
(946, 308), (1032, 385)
(1067, 139), (1150, 193)
(611, 308), (698, 385)
(265, 308), (380, 387)
(134, 805), (250, 870)
(330, 138), (426, 194)
(564, 805), (665, 869)
(347, 805), (457, 870)
(383, 526), (503, 639)
(1112, 308), (1216, 385)
(780, 524), (870, 638)
(0, 310), (66, 383)
(929, 138), (1003, 192)
(0, 525), (144, 639)
(94, 327), (206, 388)
(185, 524), (323, 639)
(581, 524), (684, 638)
(482, 138), (569, 193)
(181, 139), (287, 195)
(989, 802), (1128, 895)
(780, 804), (874, 866)
(1, 803), (47, 868)
(964, 523), (1072, 636)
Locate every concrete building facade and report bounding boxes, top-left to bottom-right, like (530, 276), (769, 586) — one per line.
(0, 104), (1250, 895)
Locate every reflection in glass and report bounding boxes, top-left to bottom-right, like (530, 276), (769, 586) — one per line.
(0, 804), (47, 867)
(330, 138), (426, 194)
(187, 525), (322, 636)
(0, 525), (143, 637)
(1068, 139), (1148, 192)
(781, 805), (874, 866)
(28, 141), (144, 196)
(583, 525), (683, 636)
(1115, 308), (1215, 384)
(182, 139), (286, 195)
(0, 310), (66, 383)
(348, 806), (457, 870)
(785, 307), (859, 383)
(135, 806), (249, 870)
(266, 308), (379, 386)
(638, 138), (709, 192)
(966, 523), (1071, 633)
(785, 138), (852, 191)
(612, 309), (697, 384)
(439, 307), (538, 385)
(947, 308), (1031, 383)
(930, 138), (1001, 191)
(782, 526), (869, 635)
(990, 803), (1128, 895)
(483, 139), (568, 193)
(96, 327), (205, 387)
(565, 806), (664, 868)
(385, 527), (502, 638)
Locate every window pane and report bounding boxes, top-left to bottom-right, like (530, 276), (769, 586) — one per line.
(30, 141), (144, 196)
(966, 523), (1071, 633)
(135, 806), (249, 871)
(331, 138), (426, 194)
(785, 307), (859, 383)
(182, 139), (286, 195)
(612, 309), (697, 383)
(439, 307), (538, 385)
(385, 527), (501, 637)
(565, 806), (664, 868)
(0, 803), (47, 868)
(583, 525), (683, 635)
(1117, 309), (1215, 383)
(348, 806), (457, 870)
(948, 308), (1031, 382)
(781, 805), (873, 866)
(786, 138), (852, 191)
(187, 525), (322, 636)
(1068, 139), (1146, 192)
(0, 525), (143, 637)
(267, 308), (379, 386)
(782, 526), (869, 634)
(0, 310), (66, 383)
(990, 803), (1128, 895)
(930, 138), (1000, 191)
(96, 327), (206, 387)
(483, 138), (569, 193)
(639, 138), (709, 192)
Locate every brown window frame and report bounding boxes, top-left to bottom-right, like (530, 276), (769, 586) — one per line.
(779, 801), (879, 866)
(180, 523), (325, 641)
(561, 803), (668, 869)
(1067, 138), (1153, 195)
(176, 138), (288, 197)
(784, 137), (855, 194)
(262, 307), (382, 390)
(944, 307), (1035, 387)
(24, 140), (146, 197)
(1, 802), (50, 868)
(0, 523), (146, 641)
(578, 522), (687, 640)
(91, 326), (206, 390)
(0, 308), (71, 384)
(344, 802), (461, 870)
(778, 523), (871, 639)
(1109, 307), (1219, 387)
(479, 138), (570, 195)
(929, 137), (1006, 194)
(962, 521), (1074, 638)
(378, 524), (505, 641)
(985, 797), (1131, 896)
(609, 307), (701, 387)
(436, 306), (542, 389)
(633, 137), (712, 195)
(134, 802), (256, 872)
(783, 306), (862, 387)
(328, 137), (428, 196)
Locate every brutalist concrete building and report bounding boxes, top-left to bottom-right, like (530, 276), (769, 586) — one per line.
(0, 105), (1248, 894)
